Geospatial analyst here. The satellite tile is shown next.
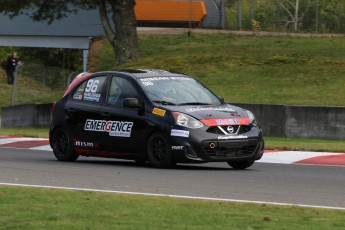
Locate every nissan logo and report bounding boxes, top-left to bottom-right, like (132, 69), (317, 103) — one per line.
(227, 126), (235, 133)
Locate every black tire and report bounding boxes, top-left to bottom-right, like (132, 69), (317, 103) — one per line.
(227, 160), (254, 170)
(51, 127), (79, 161)
(147, 132), (175, 168)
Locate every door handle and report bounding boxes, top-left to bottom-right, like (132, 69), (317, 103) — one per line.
(101, 112), (111, 118)
(65, 108), (76, 115)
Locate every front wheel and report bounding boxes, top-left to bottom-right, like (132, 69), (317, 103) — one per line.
(227, 160), (254, 170)
(147, 132), (175, 168)
(51, 127), (79, 161)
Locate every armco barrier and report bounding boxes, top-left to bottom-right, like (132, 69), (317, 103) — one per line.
(233, 103), (345, 140)
(1, 103), (53, 128)
(1, 103), (345, 140)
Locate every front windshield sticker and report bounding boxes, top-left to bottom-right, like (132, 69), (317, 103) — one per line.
(140, 77), (192, 86)
(84, 119), (133, 137)
(185, 107), (235, 113)
(152, 108), (166, 117)
(171, 129), (190, 138)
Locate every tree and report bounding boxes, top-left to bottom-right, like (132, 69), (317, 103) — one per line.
(0, 0), (139, 66)
(276, 0), (312, 31)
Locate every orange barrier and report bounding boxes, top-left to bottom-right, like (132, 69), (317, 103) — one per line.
(135, 0), (207, 22)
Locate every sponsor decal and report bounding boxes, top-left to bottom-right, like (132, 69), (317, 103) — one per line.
(216, 119), (224, 125)
(152, 108), (166, 117)
(74, 141), (95, 148)
(185, 107), (235, 113)
(172, 146), (184, 150)
(171, 129), (190, 138)
(201, 118), (250, 126)
(73, 138), (99, 148)
(140, 77), (191, 86)
(84, 119), (133, 137)
(73, 88), (84, 100)
(140, 77), (191, 82)
(217, 135), (248, 140)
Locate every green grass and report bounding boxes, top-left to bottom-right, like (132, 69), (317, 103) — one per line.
(0, 127), (49, 138)
(95, 34), (345, 106)
(0, 186), (344, 230)
(265, 137), (345, 152)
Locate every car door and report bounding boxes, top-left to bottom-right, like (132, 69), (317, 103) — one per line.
(65, 74), (108, 152)
(97, 75), (154, 157)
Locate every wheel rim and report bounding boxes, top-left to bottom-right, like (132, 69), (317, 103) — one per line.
(56, 131), (69, 153)
(151, 137), (167, 161)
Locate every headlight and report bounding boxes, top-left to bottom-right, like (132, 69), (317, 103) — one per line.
(172, 112), (203, 129)
(246, 110), (256, 125)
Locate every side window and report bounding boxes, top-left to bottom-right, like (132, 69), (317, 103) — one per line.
(73, 81), (86, 100)
(107, 77), (139, 106)
(72, 76), (107, 103)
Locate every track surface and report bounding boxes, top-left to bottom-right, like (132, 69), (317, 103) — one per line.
(0, 146), (344, 209)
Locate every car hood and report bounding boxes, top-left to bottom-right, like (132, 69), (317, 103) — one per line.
(162, 104), (251, 126)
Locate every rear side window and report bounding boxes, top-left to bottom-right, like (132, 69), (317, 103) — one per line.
(72, 76), (107, 103)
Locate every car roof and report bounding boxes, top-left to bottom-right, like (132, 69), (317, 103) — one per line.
(63, 69), (190, 97)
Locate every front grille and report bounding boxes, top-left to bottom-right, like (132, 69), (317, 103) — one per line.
(206, 125), (251, 135)
(206, 144), (257, 159)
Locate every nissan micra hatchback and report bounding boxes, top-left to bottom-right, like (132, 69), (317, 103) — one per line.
(49, 69), (264, 169)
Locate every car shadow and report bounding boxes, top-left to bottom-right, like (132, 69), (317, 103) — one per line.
(53, 158), (256, 171)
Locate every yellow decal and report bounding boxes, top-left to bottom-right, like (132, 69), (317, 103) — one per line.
(152, 108), (166, 117)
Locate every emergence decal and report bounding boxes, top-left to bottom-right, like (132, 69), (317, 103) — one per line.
(84, 119), (133, 137)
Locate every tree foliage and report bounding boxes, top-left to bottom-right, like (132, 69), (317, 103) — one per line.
(0, 0), (138, 66)
(228, 0), (345, 33)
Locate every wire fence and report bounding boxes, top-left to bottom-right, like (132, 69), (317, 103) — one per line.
(9, 63), (79, 105)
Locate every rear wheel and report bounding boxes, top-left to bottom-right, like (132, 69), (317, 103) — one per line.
(147, 132), (175, 168)
(52, 127), (79, 161)
(227, 160), (254, 170)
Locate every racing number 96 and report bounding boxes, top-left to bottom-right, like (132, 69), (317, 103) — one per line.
(85, 79), (99, 93)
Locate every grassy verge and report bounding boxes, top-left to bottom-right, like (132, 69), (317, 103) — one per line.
(265, 137), (345, 153)
(0, 186), (344, 230)
(96, 34), (345, 106)
(0, 127), (49, 138)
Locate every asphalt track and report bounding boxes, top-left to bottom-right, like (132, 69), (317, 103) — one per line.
(0, 138), (344, 210)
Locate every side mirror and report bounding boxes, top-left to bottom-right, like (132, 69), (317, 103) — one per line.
(123, 98), (142, 109)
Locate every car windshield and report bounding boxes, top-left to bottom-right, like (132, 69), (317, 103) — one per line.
(138, 76), (221, 105)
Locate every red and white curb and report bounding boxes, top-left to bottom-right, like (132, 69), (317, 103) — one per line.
(0, 136), (344, 167)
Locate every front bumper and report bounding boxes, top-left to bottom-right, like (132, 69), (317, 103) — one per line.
(169, 125), (264, 163)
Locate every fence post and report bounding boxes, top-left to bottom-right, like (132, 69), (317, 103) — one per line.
(10, 62), (24, 105)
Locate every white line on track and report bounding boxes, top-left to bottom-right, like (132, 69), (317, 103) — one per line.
(1, 182), (345, 211)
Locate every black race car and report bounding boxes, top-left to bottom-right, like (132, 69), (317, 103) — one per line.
(49, 69), (264, 169)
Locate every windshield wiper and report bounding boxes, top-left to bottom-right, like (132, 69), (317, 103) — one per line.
(152, 100), (176, 105)
(177, 102), (212, 106)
